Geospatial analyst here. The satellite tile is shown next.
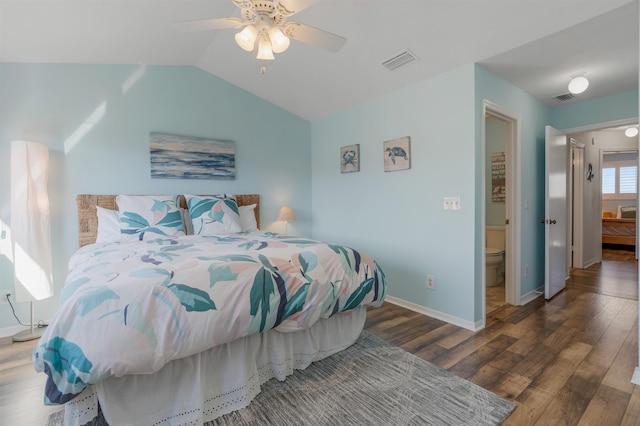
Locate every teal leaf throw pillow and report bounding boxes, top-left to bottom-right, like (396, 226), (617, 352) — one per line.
(116, 195), (185, 241)
(185, 194), (242, 235)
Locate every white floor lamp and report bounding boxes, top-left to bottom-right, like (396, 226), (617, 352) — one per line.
(10, 140), (54, 342)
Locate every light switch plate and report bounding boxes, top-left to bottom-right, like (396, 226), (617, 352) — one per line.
(444, 197), (461, 210)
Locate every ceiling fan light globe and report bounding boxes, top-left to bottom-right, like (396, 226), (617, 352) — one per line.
(268, 26), (290, 53)
(235, 25), (258, 51)
(256, 37), (275, 60)
(568, 76), (589, 94)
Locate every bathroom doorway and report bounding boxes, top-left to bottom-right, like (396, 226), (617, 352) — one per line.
(483, 100), (521, 320)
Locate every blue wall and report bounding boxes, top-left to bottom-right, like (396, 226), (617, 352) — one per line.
(1, 62), (637, 332)
(0, 64), (311, 328)
(311, 64), (480, 326)
(552, 90), (639, 130)
(475, 65), (553, 307)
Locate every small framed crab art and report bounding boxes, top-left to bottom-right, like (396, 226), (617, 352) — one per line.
(340, 144), (360, 173)
(383, 136), (411, 172)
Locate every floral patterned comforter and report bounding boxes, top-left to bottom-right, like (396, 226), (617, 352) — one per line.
(33, 232), (386, 405)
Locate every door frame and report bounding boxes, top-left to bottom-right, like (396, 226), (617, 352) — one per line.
(562, 118), (638, 264)
(482, 100), (521, 318)
(570, 139), (585, 269)
(599, 147), (639, 257)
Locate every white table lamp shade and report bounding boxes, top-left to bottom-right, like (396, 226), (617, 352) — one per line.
(276, 206), (296, 222)
(10, 141), (53, 302)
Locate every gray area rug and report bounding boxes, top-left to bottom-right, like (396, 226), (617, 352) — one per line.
(48, 331), (515, 425)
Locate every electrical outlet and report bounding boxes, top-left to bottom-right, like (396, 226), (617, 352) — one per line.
(426, 275), (435, 290)
(0, 289), (12, 305)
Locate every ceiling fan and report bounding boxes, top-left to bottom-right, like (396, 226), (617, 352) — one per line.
(173, 0), (347, 61)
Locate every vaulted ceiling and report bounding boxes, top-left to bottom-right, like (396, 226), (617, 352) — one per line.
(1, 0), (637, 121)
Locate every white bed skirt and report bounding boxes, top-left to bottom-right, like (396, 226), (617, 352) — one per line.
(63, 307), (366, 426)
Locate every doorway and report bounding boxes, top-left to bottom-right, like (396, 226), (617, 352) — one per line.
(483, 100), (521, 320)
(565, 121), (639, 268)
(599, 149), (638, 259)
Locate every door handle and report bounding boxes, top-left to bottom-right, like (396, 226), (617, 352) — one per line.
(540, 219), (546, 224)
(550, 219), (557, 224)
(540, 219), (557, 224)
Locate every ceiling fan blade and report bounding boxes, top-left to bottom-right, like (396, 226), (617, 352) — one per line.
(284, 22), (346, 53)
(173, 17), (244, 32)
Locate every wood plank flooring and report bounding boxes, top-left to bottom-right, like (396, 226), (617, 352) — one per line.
(365, 248), (639, 425)
(0, 249), (638, 425)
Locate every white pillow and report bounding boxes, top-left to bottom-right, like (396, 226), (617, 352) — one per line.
(239, 204), (258, 232)
(185, 194), (242, 235)
(116, 195), (185, 241)
(95, 206), (120, 243)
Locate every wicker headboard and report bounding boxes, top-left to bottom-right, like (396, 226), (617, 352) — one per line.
(77, 194), (260, 247)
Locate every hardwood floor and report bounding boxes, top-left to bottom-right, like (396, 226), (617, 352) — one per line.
(0, 335), (60, 425)
(487, 284), (507, 314)
(365, 249), (639, 425)
(1, 250), (638, 425)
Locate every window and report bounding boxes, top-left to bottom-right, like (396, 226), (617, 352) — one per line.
(602, 160), (637, 199)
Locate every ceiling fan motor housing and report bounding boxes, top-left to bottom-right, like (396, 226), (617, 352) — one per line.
(236, 0), (294, 26)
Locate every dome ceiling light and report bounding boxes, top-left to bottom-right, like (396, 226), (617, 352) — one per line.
(568, 74), (589, 95)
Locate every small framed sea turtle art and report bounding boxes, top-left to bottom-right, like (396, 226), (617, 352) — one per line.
(340, 144), (360, 173)
(383, 136), (411, 172)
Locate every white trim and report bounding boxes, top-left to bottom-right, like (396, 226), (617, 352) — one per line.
(583, 257), (599, 269)
(633, 367), (640, 385)
(570, 141), (585, 268)
(561, 118), (637, 135)
(0, 316), (52, 339)
(520, 287), (544, 305)
(0, 324), (30, 339)
(483, 100), (522, 314)
(385, 296), (484, 332)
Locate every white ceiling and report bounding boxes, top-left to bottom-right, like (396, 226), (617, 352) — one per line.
(0, 0), (637, 121)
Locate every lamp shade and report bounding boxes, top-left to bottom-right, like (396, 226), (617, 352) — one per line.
(256, 36), (275, 60)
(276, 206), (296, 222)
(268, 26), (290, 53)
(235, 24), (258, 51)
(10, 140), (53, 302)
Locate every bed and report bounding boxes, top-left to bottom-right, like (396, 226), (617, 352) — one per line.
(602, 218), (636, 246)
(33, 194), (386, 425)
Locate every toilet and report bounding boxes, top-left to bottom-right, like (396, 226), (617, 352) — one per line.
(486, 226), (505, 287)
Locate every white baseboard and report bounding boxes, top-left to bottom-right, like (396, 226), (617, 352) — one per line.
(0, 318), (52, 339)
(520, 286), (544, 305)
(632, 367), (640, 385)
(582, 258), (599, 269)
(0, 324), (30, 339)
(385, 296), (484, 332)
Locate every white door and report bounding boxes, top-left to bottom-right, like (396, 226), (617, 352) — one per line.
(545, 126), (568, 299)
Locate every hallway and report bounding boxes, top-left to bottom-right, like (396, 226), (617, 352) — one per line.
(488, 246), (638, 317)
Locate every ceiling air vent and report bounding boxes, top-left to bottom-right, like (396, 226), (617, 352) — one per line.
(553, 93), (575, 102)
(382, 50), (419, 71)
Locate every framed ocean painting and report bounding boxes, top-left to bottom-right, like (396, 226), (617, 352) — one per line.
(150, 132), (236, 180)
(383, 136), (411, 172)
